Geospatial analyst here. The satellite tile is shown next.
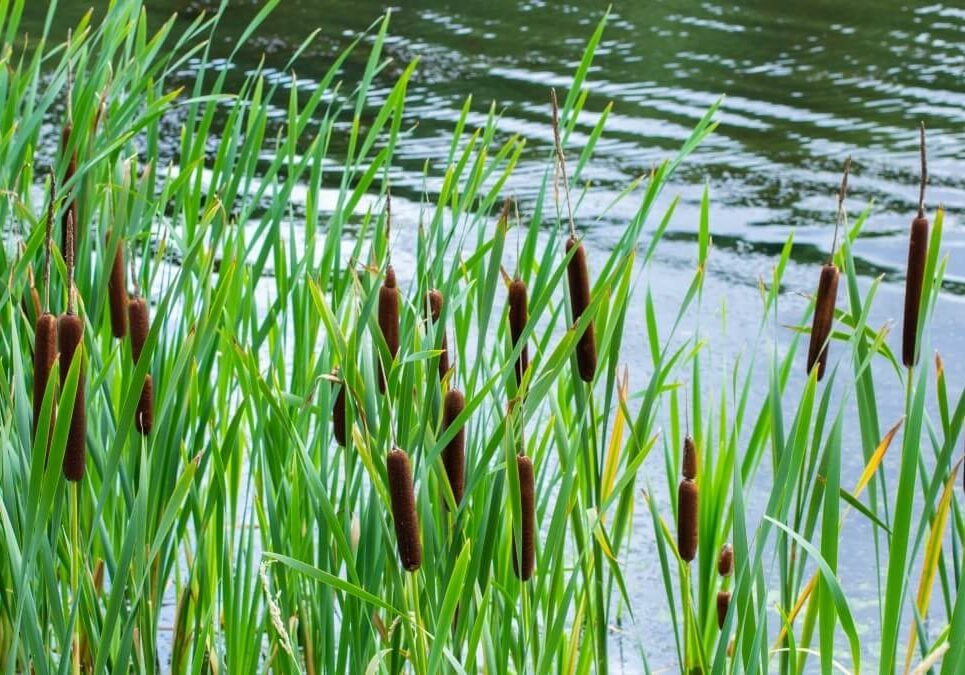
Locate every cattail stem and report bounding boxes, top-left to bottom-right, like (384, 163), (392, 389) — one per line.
(549, 88), (576, 238)
(387, 448), (421, 571)
(513, 454), (536, 581)
(677, 478), (698, 563)
(508, 278), (529, 387)
(566, 237), (596, 382)
(441, 388), (466, 507)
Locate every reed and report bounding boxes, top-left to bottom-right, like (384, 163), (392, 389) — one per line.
(902, 124), (929, 368)
(426, 288), (450, 380)
(387, 447), (421, 571)
(565, 236), (596, 382)
(512, 454), (536, 581)
(677, 478), (698, 563)
(106, 230), (128, 338)
(332, 376), (347, 447)
(508, 278), (529, 387)
(441, 388), (466, 506)
(378, 265), (400, 393)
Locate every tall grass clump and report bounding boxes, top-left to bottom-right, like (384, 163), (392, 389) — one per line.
(1, 3), (963, 674)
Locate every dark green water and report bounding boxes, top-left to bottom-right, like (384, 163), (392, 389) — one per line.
(22, 1), (965, 671)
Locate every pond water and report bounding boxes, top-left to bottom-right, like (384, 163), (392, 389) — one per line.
(22, 1), (965, 671)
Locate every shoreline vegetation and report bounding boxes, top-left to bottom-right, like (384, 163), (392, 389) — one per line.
(0, 2), (962, 673)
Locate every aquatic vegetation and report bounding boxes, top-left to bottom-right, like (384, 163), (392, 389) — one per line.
(0, 3), (961, 674)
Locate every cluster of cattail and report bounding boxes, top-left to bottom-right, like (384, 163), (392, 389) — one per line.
(717, 544), (733, 629)
(677, 435), (698, 563)
(902, 124), (929, 369)
(805, 157), (848, 381)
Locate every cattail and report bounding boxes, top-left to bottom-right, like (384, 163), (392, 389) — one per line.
(377, 265), (400, 393)
(332, 378), (347, 447)
(128, 296), (149, 364)
(805, 264), (840, 380)
(135, 375), (154, 435)
(441, 388), (466, 506)
(426, 288), (450, 380)
(58, 312), (85, 481)
(106, 230), (128, 338)
(682, 435), (697, 480)
(508, 278), (529, 387)
(677, 478), (698, 563)
(903, 124), (929, 369)
(32, 312), (58, 437)
(565, 236), (596, 382)
(718, 544), (734, 577)
(902, 216), (928, 368)
(512, 454), (536, 581)
(387, 447), (421, 571)
(717, 591), (732, 629)
(61, 123), (79, 260)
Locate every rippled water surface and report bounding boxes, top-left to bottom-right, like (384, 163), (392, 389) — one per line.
(23, 1), (965, 671)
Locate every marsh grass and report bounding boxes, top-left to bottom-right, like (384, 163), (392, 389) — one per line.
(0, 2), (962, 674)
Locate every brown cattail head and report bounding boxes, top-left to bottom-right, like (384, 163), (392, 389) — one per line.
(106, 230), (128, 338)
(508, 278), (529, 386)
(677, 478), (698, 563)
(135, 374), (154, 435)
(565, 236), (596, 382)
(682, 435), (697, 480)
(806, 263), (840, 380)
(61, 123), (79, 260)
(717, 591), (732, 629)
(33, 313), (58, 438)
(333, 378), (347, 447)
(378, 265), (400, 392)
(386, 447), (421, 571)
(128, 296), (149, 365)
(718, 544), (734, 577)
(902, 216), (928, 368)
(442, 388), (466, 506)
(426, 289), (450, 380)
(58, 312), (85, 481)
(512, 454), (536, 581)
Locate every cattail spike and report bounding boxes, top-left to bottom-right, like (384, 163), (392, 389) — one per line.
(677, 478), (698, 563)
(565, 237), (596, 382)
(682, 435), (697, 480)
(333, 378), (347, 447)
(442, 388), (466, 506)
(718, 544), (734, 577)
(33, 313), (58, 439)
(58, 313), (85, 481)
(377, 265), (400, 392)
(902, 214), (928, 368)
(106, 230), (128, 338)
(426, 289), (450, 380)
(805, 264), (840, 380)
(512, 454), (536, 581)
(717, 591), (732, 630)
(508, 278), (529, 387)
(135, 374), (154, 435)
(387, 448), (421, 571)
(129, 296), (149, 364)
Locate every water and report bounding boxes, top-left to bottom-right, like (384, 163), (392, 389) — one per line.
(22, 1), (965, 671)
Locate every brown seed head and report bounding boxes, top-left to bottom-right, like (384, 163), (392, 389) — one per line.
(513, 454), (536, 581)
(106, 230), (128, 338)
(387, 448), (421, 571)
(508, 278), (529, 386)
(902, 216), (928, 368)
(128, 296), (149, 365)
(718, 544), (734, 577)
(333, 379), (347, 447)
(33, 313), (58, 438)
(135, 374), (154, 435)
(565, 236), (596, 382)
(426, 289), (450, 380)
(58, 312), (85, 481)
(682, 435), (697, 480)
(717, 591), (732, 629)
(677, 478), (698, 563)
(442, 388), (466, 506)
(806, 263), (839, 380)
(378, 265), (400, 392)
